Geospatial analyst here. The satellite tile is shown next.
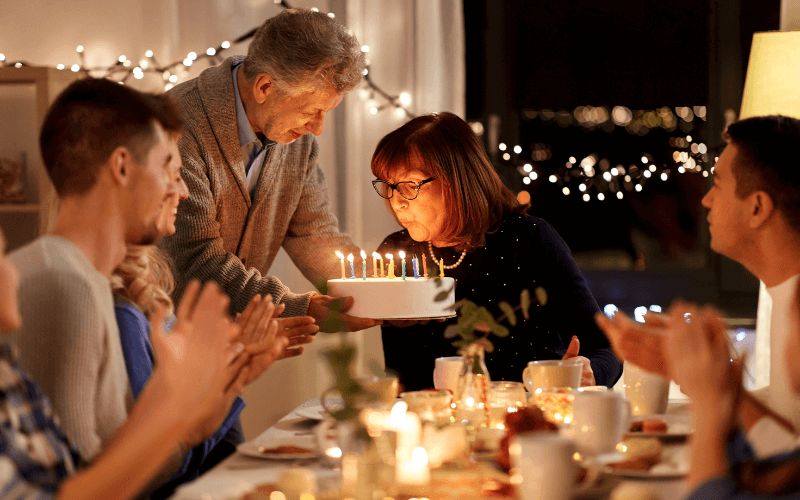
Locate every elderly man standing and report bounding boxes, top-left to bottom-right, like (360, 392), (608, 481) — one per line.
(161, 8), (378, 333)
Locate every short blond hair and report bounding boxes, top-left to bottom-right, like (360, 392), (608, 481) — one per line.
(111, 245), (175, 318)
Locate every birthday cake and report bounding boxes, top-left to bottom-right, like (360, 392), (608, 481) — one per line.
(327, 277), (456, 319)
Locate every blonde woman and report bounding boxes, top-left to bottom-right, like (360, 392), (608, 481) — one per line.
(111, 140), (318, 497)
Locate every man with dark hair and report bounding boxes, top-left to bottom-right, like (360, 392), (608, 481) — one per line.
(598, 115), (800, 456)
(161, 8), (379, 332)
(7, 78), (255, 494)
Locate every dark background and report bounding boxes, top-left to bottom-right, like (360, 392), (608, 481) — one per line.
(463, 0), (781, 319)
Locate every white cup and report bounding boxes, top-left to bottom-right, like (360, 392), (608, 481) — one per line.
(564, 391), (630, 456)
(523, 360), (582, 392)
(433, 356), (463, 394)
(623, 361), (670, 415)
(510, 434), (576, 500)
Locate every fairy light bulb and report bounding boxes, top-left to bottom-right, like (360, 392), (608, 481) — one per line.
(398, 91), (411, 107)
(221, 41), (231, 49)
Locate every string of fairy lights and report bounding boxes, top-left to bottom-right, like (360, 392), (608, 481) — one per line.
(490, 105), (712, 202)
(0, 0), (414, 119)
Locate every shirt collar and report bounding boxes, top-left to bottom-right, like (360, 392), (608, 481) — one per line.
(232, 62), (261, 148)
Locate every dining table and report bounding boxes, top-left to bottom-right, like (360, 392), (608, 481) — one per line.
(170, 393), (693, 500)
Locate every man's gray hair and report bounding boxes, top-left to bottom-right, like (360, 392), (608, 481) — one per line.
(243, 8), (366, 95)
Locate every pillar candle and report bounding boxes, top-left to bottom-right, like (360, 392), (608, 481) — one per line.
(348, 253), (355, 279)
(399, 251), (406, 280)
(422, 253), (428, 277)
(360, 250), (367, 280)
(335, 251), (345, 279)
(372, 251), (379, 277)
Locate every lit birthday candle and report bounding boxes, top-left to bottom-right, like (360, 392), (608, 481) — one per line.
(439, 258), (445, 277)
(399, 251), (406, 280)
(412, 256), (420, 278)
(422, 253), (428, 277)
(387, 254), (395, 279)
(335, 251), (345, 279)
(360, 250), (367, 280)
(372, 251), (379, 277)
(348, 253), (355, 279)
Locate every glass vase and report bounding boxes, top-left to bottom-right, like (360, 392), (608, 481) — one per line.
(454, 342), (491, 433)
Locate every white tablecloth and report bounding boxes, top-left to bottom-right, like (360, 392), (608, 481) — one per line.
(171, 398), (692, 500)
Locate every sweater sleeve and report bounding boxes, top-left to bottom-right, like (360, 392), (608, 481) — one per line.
(279, 137), (360, 289)
(159, 131), (315, 317)
(531, 217), (623, 387)
(13, 271), (109, 460)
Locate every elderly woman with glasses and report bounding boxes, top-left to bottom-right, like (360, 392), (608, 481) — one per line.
(371, 112), (622, 391)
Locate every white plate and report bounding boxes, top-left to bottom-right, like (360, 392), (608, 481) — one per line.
(237, 440), (318, 460)
(624, 413), (693, 439)
(601, 462), (688, 479)
(292, 398), (344, 420)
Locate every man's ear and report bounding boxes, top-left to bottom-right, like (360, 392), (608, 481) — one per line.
(108, 147), (133, 187)
(253, 73), (276, 104)
(749, 190), (775, 228)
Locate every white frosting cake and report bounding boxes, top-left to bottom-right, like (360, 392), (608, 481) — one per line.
(327, 277), (455, 319)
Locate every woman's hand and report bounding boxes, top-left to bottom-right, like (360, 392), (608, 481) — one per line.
(562, 335), (596, 387)
(235, 294), (318, 361)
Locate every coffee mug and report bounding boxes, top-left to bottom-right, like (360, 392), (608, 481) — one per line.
(623, 361), (669, 415)
(563, 391), (630, 456)
(510, 434), (576, 500)
(433, 356), (463, 394)
(523, 360), (582, 392)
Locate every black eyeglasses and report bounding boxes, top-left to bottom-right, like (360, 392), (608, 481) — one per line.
(372, 177), (437, 200)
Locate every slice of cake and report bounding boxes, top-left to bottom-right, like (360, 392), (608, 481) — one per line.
(327, 277), (455, 319)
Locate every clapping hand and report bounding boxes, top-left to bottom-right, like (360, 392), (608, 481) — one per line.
(234, 294), (319, 385)
(664, 302), (744, 434)
(595, 310), (671, 378)
(149, 280), (250, 447)
(562, 335), (596, 387)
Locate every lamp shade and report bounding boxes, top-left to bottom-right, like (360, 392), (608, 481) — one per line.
(739, 31), (800, 119)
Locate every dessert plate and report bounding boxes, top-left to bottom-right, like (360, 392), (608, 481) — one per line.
(237, 439), (318, 460)
(624, 413), (693, 439)
(293, 398), (344, 420)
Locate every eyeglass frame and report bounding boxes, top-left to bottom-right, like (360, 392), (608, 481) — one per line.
(372, 176), (437, 200)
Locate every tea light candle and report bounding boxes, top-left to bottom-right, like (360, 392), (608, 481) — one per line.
(372, 251), (379, 277)
(413, 256), (420, 279)
(399, 251), (406, 280)
(347, 253), (355, 279)
(335, 251), (345, 279)
(422, 253), (428, 277)
(360, 250), (367, 280)
(387, 254), (395, 279)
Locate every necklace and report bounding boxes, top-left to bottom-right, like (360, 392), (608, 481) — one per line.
(428, 241), (468, 270)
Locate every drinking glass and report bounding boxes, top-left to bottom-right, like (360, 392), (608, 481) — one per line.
(487, 381), (527, 429)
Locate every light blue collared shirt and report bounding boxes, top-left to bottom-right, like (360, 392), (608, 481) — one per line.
(232, 63), (274, 197)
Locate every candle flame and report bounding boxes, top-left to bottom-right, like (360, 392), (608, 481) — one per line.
(372, 251), (382, 259)
(347, 253), (354, 262)
(360, 249), (366, 258)
(390, 401), (407, 422)
(386, 253), (393, 260)
(411, 447), (429, 467)
(399, 250), (406, 259)
(335, 251), (344, 259)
